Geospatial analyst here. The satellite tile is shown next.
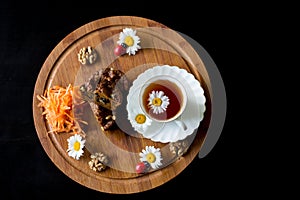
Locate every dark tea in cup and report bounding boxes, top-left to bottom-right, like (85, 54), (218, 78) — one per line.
(140, 76), (187, 122)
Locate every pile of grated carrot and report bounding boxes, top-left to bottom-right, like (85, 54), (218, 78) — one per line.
(37, 84), (82, 135)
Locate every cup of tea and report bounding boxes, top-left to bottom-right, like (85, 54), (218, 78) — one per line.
(139, 75), (187, 130)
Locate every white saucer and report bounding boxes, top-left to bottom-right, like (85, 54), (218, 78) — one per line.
(126, 65), (206, 143)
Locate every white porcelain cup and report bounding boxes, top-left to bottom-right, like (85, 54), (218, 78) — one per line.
(139, 75), (187, 130)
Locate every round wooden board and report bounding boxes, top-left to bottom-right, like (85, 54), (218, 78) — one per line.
(32, 16), (212, 194)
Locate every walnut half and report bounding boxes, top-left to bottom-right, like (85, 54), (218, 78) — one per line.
(169, 140), (189, 158)
(88, 152), (109, 172)
(78, 46), (98, 65)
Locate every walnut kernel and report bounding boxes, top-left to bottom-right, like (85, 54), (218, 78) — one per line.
(78, 46), (98, 65)
(88, 152), (109, 172)
(169, 140), (189, 157)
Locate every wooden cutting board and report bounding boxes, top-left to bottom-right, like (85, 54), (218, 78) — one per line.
(32, 16), (212, 194)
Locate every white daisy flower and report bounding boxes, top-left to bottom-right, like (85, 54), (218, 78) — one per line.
(139, 146), (163, 169)
(117, 28), (141, 55)
(129, 108), (152, 132)
(148, 90), (170, 114)
(67, 134), (85, 160)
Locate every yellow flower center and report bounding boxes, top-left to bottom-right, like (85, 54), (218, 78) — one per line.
(146, 153), (156, 163)
(135, 114), (146, 124)
(152, 98), (162, 106)
(124, 36), (134, 46)
(73, 141), (81, 151)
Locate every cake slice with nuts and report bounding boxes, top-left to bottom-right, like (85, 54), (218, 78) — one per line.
(80, 67), (129, 131)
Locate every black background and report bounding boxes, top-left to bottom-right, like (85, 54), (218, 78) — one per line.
(0, 0), (250, 199)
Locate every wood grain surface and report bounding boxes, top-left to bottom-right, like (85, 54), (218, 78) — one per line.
(32, 16), (212, 194)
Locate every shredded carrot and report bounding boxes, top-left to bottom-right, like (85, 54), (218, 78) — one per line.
(37, 84), (83, 135)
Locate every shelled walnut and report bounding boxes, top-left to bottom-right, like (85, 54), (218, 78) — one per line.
(88, 152), (109, 172)
(78, 46), (98, 65)
(169, 140), (189, 158)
